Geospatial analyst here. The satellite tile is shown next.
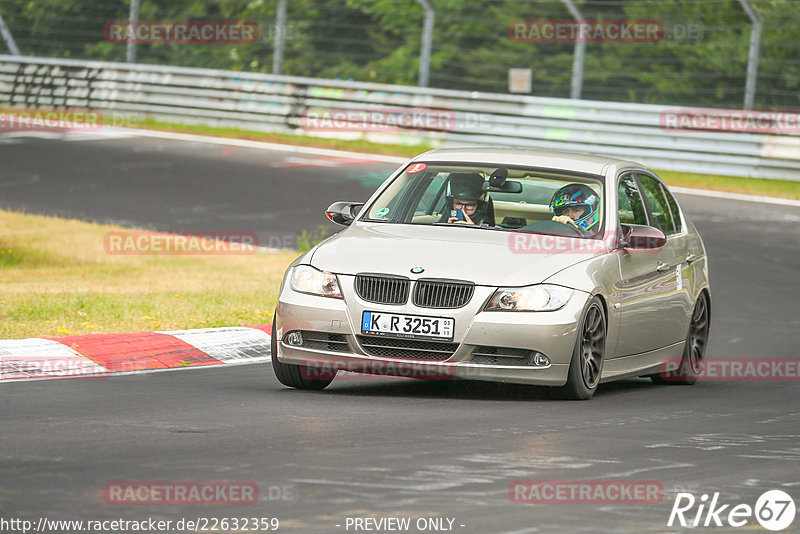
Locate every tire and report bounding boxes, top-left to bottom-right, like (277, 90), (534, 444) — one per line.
(557, 297), (606, 400)
(651, 292), (709, 385)
(271, 317), (334, 390)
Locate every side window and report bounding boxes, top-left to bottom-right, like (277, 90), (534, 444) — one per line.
(637, 174), (676, 235)
(617, 173), (648, 225)
(661, 184), (683, 233)
(415, 173), (447, 214)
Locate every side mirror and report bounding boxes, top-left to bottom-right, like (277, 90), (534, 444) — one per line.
(325, 201), (364, 226)
(621, 224), (666, 250)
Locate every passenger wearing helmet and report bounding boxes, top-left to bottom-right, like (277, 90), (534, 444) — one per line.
(439, 173), (495, 226)
(550, 183), (601, 235)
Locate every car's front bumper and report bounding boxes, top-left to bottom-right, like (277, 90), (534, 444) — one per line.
(274, 277), (590, 387)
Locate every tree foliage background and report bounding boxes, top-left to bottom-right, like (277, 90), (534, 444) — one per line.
(1, 0), (798, 109)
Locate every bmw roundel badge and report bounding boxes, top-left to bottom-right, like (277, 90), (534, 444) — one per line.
(410, 267), (424, 274)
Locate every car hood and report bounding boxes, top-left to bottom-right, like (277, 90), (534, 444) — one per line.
(309, 223), (607, 286)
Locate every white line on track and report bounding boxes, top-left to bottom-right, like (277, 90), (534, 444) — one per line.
(122, 128), (409, 164)
(121, 128), (799, 207)
(670, 186), (800, 207)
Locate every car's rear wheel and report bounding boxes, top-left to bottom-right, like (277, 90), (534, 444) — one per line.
(558, 297), (605, 400)
(651, 292), (709, 385)
(271, 317), (334, 390)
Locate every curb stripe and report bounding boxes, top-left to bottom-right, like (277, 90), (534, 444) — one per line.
(245, 324), (272, 336)
(48, 332), (220, 372)
(0, 324), (274, 382)
(0, 338), (108, 380)
(158, 326), (271, 364)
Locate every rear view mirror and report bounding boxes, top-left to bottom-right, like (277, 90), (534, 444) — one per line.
(325, 201), (364, 226)
(483, 180), (523, 193)
(621, 224), (666, 250)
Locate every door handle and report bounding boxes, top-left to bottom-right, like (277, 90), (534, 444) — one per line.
(656, 261), (670, 272)
(686, 253), (698, 264)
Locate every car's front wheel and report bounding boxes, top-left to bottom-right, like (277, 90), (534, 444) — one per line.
(558, 297), (606, 400)
(271, 317), (334, 390)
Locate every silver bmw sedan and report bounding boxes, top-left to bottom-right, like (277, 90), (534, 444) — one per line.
(271, 148), (711, 399)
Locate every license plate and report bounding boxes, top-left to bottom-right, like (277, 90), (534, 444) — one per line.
(361, 311), (454, 341)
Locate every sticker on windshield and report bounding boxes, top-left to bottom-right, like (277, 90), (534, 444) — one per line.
(406, 162), (427, 174)
(375, 207), (390, 217)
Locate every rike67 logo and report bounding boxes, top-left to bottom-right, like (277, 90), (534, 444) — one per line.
(668, 490), (796, 531)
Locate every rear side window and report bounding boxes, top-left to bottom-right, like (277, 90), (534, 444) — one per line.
(661, 184), (683, 233)
(637, 174), (676, 235)
(617, 173), (648, 225)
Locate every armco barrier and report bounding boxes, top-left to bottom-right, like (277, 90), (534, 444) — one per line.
(1, 55), (798, 180)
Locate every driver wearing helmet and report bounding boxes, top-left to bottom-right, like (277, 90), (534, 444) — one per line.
(550, 183), (601, 236)
(439, 173), (495, 226)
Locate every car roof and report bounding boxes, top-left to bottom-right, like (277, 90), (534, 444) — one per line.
(412, 147), (645, 176)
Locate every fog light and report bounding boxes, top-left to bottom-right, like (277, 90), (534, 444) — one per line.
(532, 353), (550, 366)
(285, 331), (303, 346)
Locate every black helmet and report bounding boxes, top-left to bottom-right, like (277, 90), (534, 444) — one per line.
(442, 172), (494, 226)
(448, 173), (485, 200)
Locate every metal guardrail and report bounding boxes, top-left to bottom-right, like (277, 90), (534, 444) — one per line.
(1, 55), (798, 180)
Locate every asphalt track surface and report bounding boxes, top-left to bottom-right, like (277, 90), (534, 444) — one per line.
(2, 132), (799, 533)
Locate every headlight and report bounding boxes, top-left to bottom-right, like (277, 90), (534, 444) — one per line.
(290, 265), (343, 298)
(485, 284), (573, 311)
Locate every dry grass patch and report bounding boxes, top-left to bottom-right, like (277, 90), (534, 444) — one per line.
(0, 209), (300, 339)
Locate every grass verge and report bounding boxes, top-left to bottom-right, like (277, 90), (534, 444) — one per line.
(137, 118), (800, 201)
(0, 209), (299, 339)
(654, 170), (800, 200)
(137, 117), (433, 158)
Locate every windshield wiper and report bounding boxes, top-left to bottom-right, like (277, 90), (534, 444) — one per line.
(363, 218), (401, 223)
(431, 222), (485, 229)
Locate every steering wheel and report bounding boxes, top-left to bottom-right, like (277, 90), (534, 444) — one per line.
(520, 219), (584, 237)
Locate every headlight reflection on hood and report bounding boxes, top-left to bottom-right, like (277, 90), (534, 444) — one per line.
(290, 265), (343, 299)
(485, 284), (573, 311)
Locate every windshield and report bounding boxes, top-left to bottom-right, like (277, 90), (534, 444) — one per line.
(362, 163), (605, 238)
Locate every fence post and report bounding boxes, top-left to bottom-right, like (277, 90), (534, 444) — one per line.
(0, 12), (21, 55)
(273, 0), (287, 75)
(416, 0), (434, 87)
(126, 0), (140, 63)
(737, 0), (761, 110)
(560, 0), (585, 99)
